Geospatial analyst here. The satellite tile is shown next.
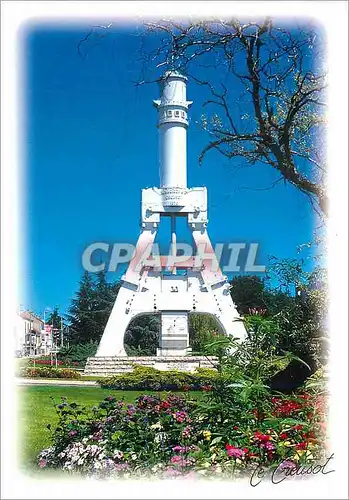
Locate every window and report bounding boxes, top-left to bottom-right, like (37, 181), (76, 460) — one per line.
(174, 110), (180, 117)
(167, 110), (173, 117)
(181, 111), (185, 118)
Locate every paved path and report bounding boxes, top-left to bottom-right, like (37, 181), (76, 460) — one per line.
(15, 377), (99, 387)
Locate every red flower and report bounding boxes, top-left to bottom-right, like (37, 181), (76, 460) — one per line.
(254, 431), (271, 442)
(202, 385), (213, 392)
(233, 425), (239, 430)
(294, 425), (303, 431)
(272, 398), (303, 417)
(306, 431), (315, 439)
(182, 385), (190, 392)
(296, 441), (307, 450)
(280, 433), (288, 440)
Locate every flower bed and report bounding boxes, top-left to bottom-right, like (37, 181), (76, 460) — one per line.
(20, 367), (82, 379)
(38, 385), (327, 480)
(99, 366), (219, 391)
(29, 358), (81, 367)
(37, 330), (329, 481)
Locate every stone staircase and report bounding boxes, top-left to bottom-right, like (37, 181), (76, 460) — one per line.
(84, 356), (218, 377)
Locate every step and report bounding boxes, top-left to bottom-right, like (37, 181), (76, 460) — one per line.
(84, 356), (218, 376)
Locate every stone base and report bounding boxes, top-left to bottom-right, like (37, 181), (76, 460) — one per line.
(156, 347), (192, 357)
(84, 356), (217, 377)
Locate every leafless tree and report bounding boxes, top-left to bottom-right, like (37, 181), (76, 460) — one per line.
(137, 18), (327, 217)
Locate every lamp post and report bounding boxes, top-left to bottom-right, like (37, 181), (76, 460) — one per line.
(43, 307), (53, 361)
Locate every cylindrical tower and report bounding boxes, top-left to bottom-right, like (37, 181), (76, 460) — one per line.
(153, 71), (192, 188)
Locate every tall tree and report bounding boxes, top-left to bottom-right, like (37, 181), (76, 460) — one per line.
(230, 275), (266, 315)
(66, 271), (98, 344)
(230, 275), (294, 316)
(137, 18), (327, 216)
(66, 273), (122, 345)
(93, 270), (119, 339)
(47, 306), (64, 346)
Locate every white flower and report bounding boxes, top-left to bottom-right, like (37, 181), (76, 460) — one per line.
(154, 432), (168, 443)
(151, 463), (163, 472)
(150, 422), (163, 430)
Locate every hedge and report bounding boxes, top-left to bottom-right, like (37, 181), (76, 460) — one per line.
(98, 365), (225, 391)
(20, 366), (82, 379)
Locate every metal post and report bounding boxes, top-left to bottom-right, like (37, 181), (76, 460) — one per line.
(60, 317), (63, 348)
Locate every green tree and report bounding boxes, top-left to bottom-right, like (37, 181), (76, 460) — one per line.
(66, 271), (98, 344)
(267, 257), (328, 370)
(47, 306), (63, 346)
(189, 313), (223, 354)
(230, 274), (293, 316)
(93, 271), (119, 340)
(124, 315), (160, 356)
(66, 272), (122, 345)
(230, 275), (266, 315)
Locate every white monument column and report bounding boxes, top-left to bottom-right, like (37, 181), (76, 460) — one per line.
(92, 69), (246, 362)
(153, 72), (193, 355)
(153, 71), (192, 188)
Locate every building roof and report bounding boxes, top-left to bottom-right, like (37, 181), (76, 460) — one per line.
(19, 310), (44, 324)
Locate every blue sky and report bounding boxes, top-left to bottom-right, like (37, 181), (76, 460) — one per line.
(23, 24), (317, 317)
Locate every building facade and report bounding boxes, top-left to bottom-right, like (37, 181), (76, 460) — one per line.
(14, 311), (53, 357)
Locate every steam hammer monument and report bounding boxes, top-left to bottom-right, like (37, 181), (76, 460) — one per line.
(85, 71), (246, 376)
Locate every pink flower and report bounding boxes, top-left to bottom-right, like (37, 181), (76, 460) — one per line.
(279, 460), (297, 471)
(39, 459), (47, 468)
(225, 444), (245, 458)
(182, 426), (192, 439)
(172, 445), (187, 454)
(171, 455), (185, 465)
(263, 441), (275, 451)
(170, 454), (195, 467)
(173, 411), (190, 423)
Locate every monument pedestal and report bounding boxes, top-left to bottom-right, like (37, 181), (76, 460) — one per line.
(156, 347), (192, 357)
(84, 355), (217, 377)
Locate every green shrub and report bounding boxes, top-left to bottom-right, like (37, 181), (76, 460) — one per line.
(98, 365), (219, 391)
(20, 367), (82, 379)
(57, 341), (98, 366)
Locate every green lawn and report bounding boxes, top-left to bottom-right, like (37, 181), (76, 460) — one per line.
(18, 385), (193, 473)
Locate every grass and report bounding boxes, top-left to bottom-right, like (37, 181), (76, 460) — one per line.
(18, 385), (194, 474)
